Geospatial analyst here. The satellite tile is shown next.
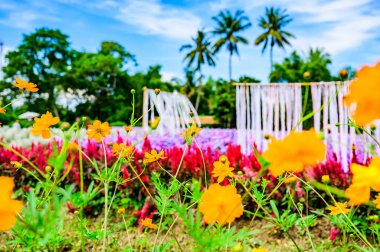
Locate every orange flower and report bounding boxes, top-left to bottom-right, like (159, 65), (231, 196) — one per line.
(143, 149), (165, 164)
(199, 184), (243, 225)
(0, 177), (23, 231)
(262, 130), (326, 177)
(111, 143), (134, 158)
(30, 112), (60, 139)
(124, 125), (133, 132)
(67, 142), (79, 152)
(0, 108), (5, 114)
(344, 62), (380, 126)
(212, 155), (234, 183)
(345, 157), (380, 205)
(12, 77), (39, 92)
(328, 202), (350, 216)
(141, 218), (157, 229)
(86, 120), (111, 143)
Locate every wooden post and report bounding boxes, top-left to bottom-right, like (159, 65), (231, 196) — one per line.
(142, 87), (149, 131)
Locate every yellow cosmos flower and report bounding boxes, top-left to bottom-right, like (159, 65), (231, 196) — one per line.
(262, 130), (326, 177)
(151, 117), (160, 129)
(328, 202), (350, 216)
(86, 120), (111, 143)
(344, 62), (380, 126)
(141, 218), (157, 229)
(10, 161), (22, 169)
(67, 142), (79, 152)
(0, 177), (23, 231)
(12, 77), (39, 92)
(117, 208), (125, 214)
(345, 157), (380, 205)
(143, 150), (165, 164)
(181, 123), (201, 144)
(322, 175), (330, 183)
(124, 125), (133, 132)
(252, 249), (270, 252)
(373, 194), (380, 209)
(212, 155), (234, 183)
(199, 184), (243, 226)
(30, 111), (60, 139)
(111, 143), (134, 158)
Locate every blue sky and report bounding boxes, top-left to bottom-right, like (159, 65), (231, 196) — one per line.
(0, 0), (379, 82)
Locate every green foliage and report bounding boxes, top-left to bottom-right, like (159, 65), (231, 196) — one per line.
(180, 30), (216, 110)
(10, 186), (73, 251)
(212, 10), (252, 81)
(3, 28), (71, 115)
(255, 7), (295, 70)
(210, 78), (236, 128)
(174, 180), (255, 251)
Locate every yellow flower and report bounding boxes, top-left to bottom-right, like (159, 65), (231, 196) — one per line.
(181, 123), (201, 144)
(252, 249), (270, 252)
(124, 125), (133, 132)
(143, 149), (165, 164)
(141, 218), (157, 229)
(0, 176), (23, 231)
(30, 111), (60, 139)
(199, 184), (243, 226)
(262, 130), (326, 177)
(328, 202), (350, 216)
(111, 143), (134, 158)
(345, 157), (380, 206)
(117, 208), (125, 214)
(151, 117), (160, 129)
(322, 175), (330, 183)
(67, 142), (79, 152)
(212, 155), (234, 183)
(344, 62), (380, 126)
(86, 120), (111, 143)
(12, 77), (39, 92)
(284, 176), (297, 184)
(10, 161), (22, 169)
(373, 194), (380, 209)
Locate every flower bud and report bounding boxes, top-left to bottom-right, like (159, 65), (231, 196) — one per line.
(154, 88), (160, 95)
(131, 89), (135, 94)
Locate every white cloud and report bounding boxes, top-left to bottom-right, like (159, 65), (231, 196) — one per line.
(0, 46), (14, 79)
(210, 0), (380, 55)
(114, 0), (202, 40)
(161, 71), (179, 82)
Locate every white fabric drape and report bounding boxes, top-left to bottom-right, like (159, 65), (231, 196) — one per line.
(235, 81), (379, 171)
(142, 89), (200, 135)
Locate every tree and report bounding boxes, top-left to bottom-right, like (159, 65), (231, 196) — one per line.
(180, 30), (215, 110)
(3, 28), (71, 115)
(303, 48), (332, 82)
(255, 7), (294, 72)
(269, 51), (304, 83)
(212, 10), (251, 81)
(64, 41), (137, 122)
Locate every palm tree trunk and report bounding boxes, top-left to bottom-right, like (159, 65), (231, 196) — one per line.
(270, 46), (273, 72)
(195, 68), (202, 110)
(229, 52), (232, 82)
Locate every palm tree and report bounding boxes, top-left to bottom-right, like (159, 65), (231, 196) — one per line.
(255, 7), (294, 71)
(180, 30), (216, 110)
(212, 10), (251, 81)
